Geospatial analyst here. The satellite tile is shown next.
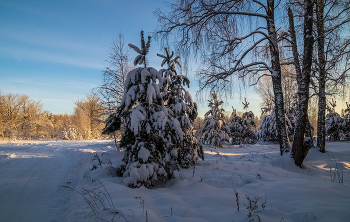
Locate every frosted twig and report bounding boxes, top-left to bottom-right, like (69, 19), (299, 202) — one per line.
(183, 207), (190, 217)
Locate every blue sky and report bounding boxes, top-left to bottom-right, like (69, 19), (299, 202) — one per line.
(0, 0), (262, 117)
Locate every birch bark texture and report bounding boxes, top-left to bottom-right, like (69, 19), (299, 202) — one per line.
(288, 0), (315, 167)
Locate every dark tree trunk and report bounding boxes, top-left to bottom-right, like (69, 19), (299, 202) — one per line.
(288, 8), (302, 84)
(289, 8), (314, 149)
(305, 116), (314, 148)
(114, 131), (118, 148)
(316, 0), (326, 153)
(317, 90), (326, 152)
(267, 0), (290, 155)
(291, 0), (315, 167)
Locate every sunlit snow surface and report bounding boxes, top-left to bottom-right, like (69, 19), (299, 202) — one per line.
(0, 140), (350, 222)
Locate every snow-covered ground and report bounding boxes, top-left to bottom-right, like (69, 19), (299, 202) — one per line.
(1, 140), (350, 222)
(0, 140), (115, 222)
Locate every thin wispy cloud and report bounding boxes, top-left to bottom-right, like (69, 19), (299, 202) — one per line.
(1, 68), (98, 91)
(1, 45), (105, 70)
(0, 28), (106, 56)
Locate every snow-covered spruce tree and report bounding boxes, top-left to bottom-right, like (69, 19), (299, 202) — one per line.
(240, 98), (257, 144)
(343, 102), (350, 140)
(325, 100), (345, 141)
(62, 126), (80, 140)
(258, 104), (313, 144)
(258, 108), (277, 142)
(241, 111), (257, 144)
(103, 31), (173, 188)
(258, 108), (292, 142)
(229, 108), (244, 145)
(229, 107), (257, 145)
(157, 47), (204, 168)
(202, 93), (229, 148)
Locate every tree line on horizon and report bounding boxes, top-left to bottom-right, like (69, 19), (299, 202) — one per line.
(0, 91), (107, 141)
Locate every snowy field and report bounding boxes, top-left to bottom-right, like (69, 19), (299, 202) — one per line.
(0, 140), (350, 222)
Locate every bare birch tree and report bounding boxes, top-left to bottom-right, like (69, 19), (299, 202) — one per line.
(155, 0), (291, 154)
(1, 94), (28, 139)
(255, 75), (275, 110)
(313, 0), (350, 153)
(74, 93), (105, 139)
(287, 0), (315, 167)
(98, 34), (132, 113)
(18, 98), (44, 139)
(0, 93), (51, 140)
(255, 65), (297, 111)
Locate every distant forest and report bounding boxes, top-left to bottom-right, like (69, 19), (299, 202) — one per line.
(0, 91), (107, 141)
